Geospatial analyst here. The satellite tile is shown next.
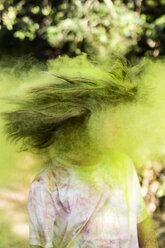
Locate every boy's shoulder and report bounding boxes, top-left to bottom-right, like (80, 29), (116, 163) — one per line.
(105, 150), (134, 167)
(33, 165), (51, 182)
(103, 150), (136, 180)
(31, 162), (70, 191)
(29, 165), (59, 195)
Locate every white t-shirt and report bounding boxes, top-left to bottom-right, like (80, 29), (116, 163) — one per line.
(27, 151), (148, 248)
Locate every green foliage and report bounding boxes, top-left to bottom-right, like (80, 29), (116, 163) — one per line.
(133, 0), (165, 57)
(0, 0), (143, 58)
(0, 1), (164, 58)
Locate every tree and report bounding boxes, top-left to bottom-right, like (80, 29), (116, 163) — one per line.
(0, 0), (143, 59)
(0, 0), (164, 59)
(128, 0), (165, 57)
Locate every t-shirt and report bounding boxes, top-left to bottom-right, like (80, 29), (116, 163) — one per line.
(27, 151), (148, 248)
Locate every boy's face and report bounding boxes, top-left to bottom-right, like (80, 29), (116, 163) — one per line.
(88, 106), (123, 151)
(102, 110), (122, 148)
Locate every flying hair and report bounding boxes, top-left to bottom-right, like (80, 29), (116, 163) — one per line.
(2, 55), (138, 155)
(2, 54), (165, 166)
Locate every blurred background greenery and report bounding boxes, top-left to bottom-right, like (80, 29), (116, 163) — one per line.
(0, 0), (165, 247)
(0, 0), (165, 59)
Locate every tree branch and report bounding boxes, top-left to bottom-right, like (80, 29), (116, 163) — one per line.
(103, 0), (117, 17)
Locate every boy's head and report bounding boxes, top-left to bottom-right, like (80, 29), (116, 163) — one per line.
(2, 55), (138, 163)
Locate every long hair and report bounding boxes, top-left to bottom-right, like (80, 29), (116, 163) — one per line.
(2, 55), (138, 161)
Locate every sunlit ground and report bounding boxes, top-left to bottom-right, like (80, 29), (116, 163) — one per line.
(0, 139), (42, 248)
(0, 187), (29, 248)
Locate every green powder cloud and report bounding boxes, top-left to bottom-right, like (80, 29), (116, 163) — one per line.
(1, 54), (165, 169)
